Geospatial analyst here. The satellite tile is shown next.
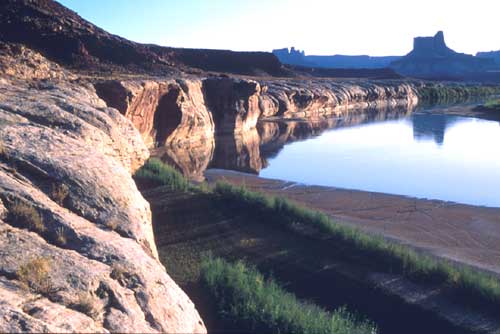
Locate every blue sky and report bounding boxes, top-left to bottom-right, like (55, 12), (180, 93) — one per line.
(58, 0), (499, 56)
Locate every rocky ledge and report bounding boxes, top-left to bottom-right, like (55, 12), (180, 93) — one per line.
(0, 45), (205, 333)
(94, 76), (419, 147)
(92, 76), (418, 180)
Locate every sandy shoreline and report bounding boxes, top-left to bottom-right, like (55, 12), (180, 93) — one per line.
(205, 168), (500, 275)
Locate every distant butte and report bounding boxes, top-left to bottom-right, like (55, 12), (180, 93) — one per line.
(390, 31), (497, 79)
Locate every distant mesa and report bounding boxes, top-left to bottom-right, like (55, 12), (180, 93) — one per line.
(273, 32), (500, 82)
(272, 47), (400, 69)
(389, 31), (498, 79)
(411, 31), (455, 58)
(476, 50), (500, 65)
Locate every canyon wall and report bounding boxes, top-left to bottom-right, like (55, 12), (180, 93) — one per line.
(95, 76), (418, 143)
(94, 76), (418, 177)
(0, 45), (205, 333)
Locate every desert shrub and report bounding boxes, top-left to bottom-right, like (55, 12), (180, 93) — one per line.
(104, 218), (120, 231)
(201, 256), (377, 334)
(55, 226), (67, 245)
(17, 257), (53, 295)
(50, 183), (69, 206)
(71, 292), (99, 318)
(110, 263), (128, 284)
(134, 158), (191, 192)
(9, 201), (45, 233)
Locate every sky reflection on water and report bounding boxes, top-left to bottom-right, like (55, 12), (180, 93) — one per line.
(260, 113), (500, 207)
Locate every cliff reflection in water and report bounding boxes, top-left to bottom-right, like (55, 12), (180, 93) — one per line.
(151, 137), (215, 182)
(411, 113), (459, 145)
(152, 104), (415, 179)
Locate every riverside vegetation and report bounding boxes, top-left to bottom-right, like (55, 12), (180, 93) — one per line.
(484, 99), (500, 110)
(417, 83), (500, 104)
(135, 158), (500, 331)
(201, 257), (377, 334)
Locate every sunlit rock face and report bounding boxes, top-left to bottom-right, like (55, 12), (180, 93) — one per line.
(0, 46), (206, 333)
(203, 77), (262, 134)
(94, 79), (215, 149)
(95, 76), (419, 179)
(258, 80), (418, 119)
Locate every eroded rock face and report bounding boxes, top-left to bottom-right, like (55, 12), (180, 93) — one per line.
(96, 77), (419, 138)
(0, 49), (205, 333)
(259, 79), (418, 119)
(95, 76), (418, 179)
(203, 77), (262, 134)
(94, 79), (215, 149)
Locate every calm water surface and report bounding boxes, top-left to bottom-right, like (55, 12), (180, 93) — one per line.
(260, 111), (500, 207)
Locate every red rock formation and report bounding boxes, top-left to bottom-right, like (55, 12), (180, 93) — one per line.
(203, 78), (263, 134)
(95, 79), (215, 148)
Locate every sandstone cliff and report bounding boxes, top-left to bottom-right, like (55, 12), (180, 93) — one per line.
(0, 45), (205, 333)
(93, 76), (418, 177)
(95, 77), (418, 142)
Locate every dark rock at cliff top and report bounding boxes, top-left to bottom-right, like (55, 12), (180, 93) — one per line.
(390, 31), (498, 79)
(286, 64), (402, 79)
(0, 0), (289, 76)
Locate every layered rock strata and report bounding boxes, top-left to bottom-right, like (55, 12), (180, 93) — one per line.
(94, 76), (418, 179)
(95, 77), (418, 144)
(0, 46), (205, 333)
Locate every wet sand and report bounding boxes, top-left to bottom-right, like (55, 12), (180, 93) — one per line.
(205, 169), (500, 275)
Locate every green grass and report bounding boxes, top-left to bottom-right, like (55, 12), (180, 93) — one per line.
(134, 158), (192, 192)
(136, 159), (500, 313)
(417, 84), (500, 104)
(201, 256), (377, 334)
(484, 98), (500, 110)
(212, 181), (500, 311)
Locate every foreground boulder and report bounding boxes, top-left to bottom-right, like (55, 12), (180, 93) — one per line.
(0, 45), (206, 333)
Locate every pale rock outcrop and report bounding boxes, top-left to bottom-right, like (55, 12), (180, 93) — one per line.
(93, 80), (169, 147)
(0, 48), (205, 333)
(259, 79), (418, 119)
(94, 79), (215, 150)
(203, 77), (262, 134)
(95, 75), (418, 146)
